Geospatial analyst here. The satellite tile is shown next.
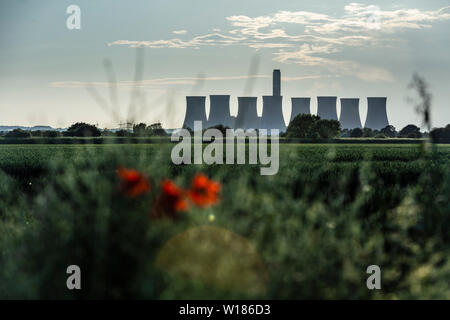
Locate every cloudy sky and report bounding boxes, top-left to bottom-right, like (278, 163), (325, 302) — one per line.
(0, 0), (449, 129)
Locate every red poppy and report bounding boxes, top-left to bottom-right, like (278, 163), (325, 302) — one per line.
(189, 173), (221, 207)
(151, 180), (189, 219)
(161, 179), (189, 212)
(117, 166), (151, 198)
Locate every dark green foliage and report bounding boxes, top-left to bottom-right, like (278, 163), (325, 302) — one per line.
(115, 129), (133, 137)
(363, 128), (375, 137)
(64, 123), (101, 137)
(310, 119), (341, 139)
(430, 125), (450, 143)
(133, 123), (168, 137)
(286, 114), (320, 138)
(133, 123), (147, 136)
(286, 114), (340, 139)
(381, 125), (397, 138)
(350, 128), (363, 138)
(5, 129), (31, 138)
(0, 144), (449, 299)
(399, 124), (422, 138)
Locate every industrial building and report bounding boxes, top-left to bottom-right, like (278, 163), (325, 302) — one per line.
(183, 96), (207, 130)
(290, 98), (311, 122)
(364, 97), (389, 130)
(207, 95), (233, 128)
(235, 97), (260, 130)
(317, 96), (338, 121)
(181, 69), (388, 132)
(339, 98), (362, 129)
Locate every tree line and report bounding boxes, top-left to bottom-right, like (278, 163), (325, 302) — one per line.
(0, 122), (169, 139)
(1, 117), (450, 142)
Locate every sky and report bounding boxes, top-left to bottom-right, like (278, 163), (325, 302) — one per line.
(0, 0), (449, 129)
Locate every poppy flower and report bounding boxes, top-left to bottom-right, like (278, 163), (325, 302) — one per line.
(151, 180), (189, 219)
(189, 173), (220, 207)
(117, 166), (151, 198)
(161, 179), (189, 212)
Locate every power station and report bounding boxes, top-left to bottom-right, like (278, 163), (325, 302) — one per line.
(339, 98), (362, 129)
(207, 95), (233, 128)
(290, 97), (310, 122)
(364, 97), (389, 130)
(317, 96), (338, 121)
(235, 97), (260, 130)
(181, 70), (389, 131)
(183, 96), (207, 130)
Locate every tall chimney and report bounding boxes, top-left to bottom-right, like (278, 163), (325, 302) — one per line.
(273, 69), (281, 96)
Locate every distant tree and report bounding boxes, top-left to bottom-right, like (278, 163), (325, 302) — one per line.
(350, 128), (363, 138)
(309, 119), (341, 140)
(101, 129), (115, 136)
(42, 131), (62, 138)
(286, 114), (320, 138)
(65, 122), (101, 137)
(374, 133), (388, 139)
(430, 126), (450, 143)
(30, 130), (43, 137)
(147, 123), (167, 136)
(115, 129), (132, 137)
(5, 129), (31, 138)
(362, 128), (375, 137)
(380, 125), (397, 138)
(133, 123), (147, 136)
(340, 128), (350, 138)
(399, 124), (421, 138)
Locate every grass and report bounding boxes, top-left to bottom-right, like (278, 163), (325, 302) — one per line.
(0, 143), (449, 299)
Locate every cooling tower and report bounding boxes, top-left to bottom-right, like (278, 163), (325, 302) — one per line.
(182, 96), (207, 130)
(339, 98), (362, 129)
(235, 97), (260, 130)
(290, 98), (311, 122)
(273, 69), (281, 96)
(317, 96), (338, 120)
(207, 95), (232, 128)
(364, 97), (389, 130)
(260, 96), (286, 132)
(230, 116), (237, 130)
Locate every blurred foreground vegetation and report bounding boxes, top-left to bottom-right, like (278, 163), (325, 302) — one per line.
(0, 143), (449, 299)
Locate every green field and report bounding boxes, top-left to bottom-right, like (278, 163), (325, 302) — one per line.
(0, 143), (449, 299)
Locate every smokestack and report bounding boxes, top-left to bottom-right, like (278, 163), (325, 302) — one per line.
(261, 96), (286, 132)
(182, 96), (207, 130)
(236, 97), (260, 130)
(290, 98), (311, 122)
(273, 69), (281, 96)
(339, 98), (362, 129)
(207, 95), (232, 128)
(364, 97), (389, 130)
(317, 96), (338, 120)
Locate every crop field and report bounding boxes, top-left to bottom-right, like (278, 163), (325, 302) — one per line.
(0, 143), (449, 299)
